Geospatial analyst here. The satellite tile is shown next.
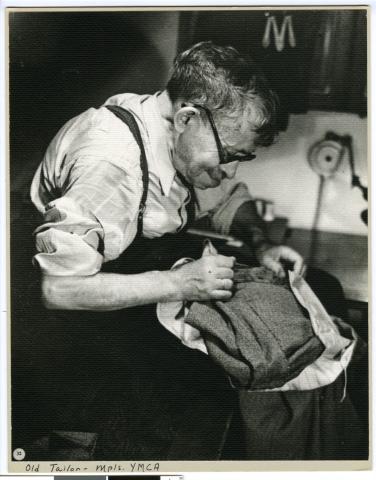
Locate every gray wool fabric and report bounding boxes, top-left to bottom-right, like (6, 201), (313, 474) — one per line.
(185, 266), (325, 390)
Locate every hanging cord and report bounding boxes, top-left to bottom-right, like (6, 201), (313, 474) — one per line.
(322, 132), (367, 201)
(308, 175), (325, 265)
(307, 132), (345, 264)
(341, 134), (368, 201)
(341, 134), (368, 225)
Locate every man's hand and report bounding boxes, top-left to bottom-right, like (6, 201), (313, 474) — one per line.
(172, 251), (235, 302)
(256, 244), (306, 278)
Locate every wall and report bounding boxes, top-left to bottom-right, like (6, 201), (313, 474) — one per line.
(10, 11), (180, 193)
(135, 12), (180, 86)
(236, 111), (368, 236)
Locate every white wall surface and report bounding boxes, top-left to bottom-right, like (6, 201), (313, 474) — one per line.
(236, 111), (368, 235)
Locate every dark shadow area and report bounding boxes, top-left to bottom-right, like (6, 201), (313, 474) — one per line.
(9, 11), (166, 194)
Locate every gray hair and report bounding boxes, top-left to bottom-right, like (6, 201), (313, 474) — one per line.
(166, 41), (279, 146)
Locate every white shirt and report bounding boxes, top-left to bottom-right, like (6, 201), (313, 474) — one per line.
(31, 92), (253, 276)
(31, 93), (194, 276)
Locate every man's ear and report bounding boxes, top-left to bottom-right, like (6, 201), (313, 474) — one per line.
(174, 106), (201, 133)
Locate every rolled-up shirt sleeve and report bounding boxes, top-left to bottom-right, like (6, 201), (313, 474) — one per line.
(33, 156), (143, 276)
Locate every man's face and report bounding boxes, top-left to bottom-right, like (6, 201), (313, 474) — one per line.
(173, 108), (258, 189)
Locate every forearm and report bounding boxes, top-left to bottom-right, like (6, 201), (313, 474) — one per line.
(42, 270), (181, 311)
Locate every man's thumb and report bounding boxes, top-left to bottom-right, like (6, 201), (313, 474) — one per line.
(202, 239), (218, 256)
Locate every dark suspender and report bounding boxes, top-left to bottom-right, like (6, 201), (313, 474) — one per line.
(106, 103), (195, 235)
(106, 104), (149, 235)
(176, 171), (196, 232)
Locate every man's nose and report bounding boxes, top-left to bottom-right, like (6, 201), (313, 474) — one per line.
(220, 161), (239, 179)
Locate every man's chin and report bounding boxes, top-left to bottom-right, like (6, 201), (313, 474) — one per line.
(193, 179), (221, 189)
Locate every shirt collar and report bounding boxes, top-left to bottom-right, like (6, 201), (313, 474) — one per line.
(140, 92), (176, 196)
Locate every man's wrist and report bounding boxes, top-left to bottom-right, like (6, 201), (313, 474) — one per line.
(158, 269), (184, 303)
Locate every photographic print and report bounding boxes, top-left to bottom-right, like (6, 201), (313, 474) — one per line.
(6, 5), (370, 473)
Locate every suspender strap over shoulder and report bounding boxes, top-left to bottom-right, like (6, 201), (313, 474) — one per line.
(176, 171), (196, 232)
(106, 104), (149, 236)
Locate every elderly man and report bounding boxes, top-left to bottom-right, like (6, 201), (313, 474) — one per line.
(27, 42), (341, 460)
(32, 41), (303, 310)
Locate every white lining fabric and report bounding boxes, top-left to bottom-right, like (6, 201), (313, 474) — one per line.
(157, 265), (357, 392)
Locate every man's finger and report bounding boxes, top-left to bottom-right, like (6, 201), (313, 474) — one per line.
(216, 255), (236, 268)
(292, 256), (304, 275)
(216, 268), (234, 279)
(279, 246), (301, 262)
(262, 256), (285, 278)
(211, 289), (233, 301)
(202, 239), (218, 256)
(279, 246), (304, 274)
(215, 278), (233, 290)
